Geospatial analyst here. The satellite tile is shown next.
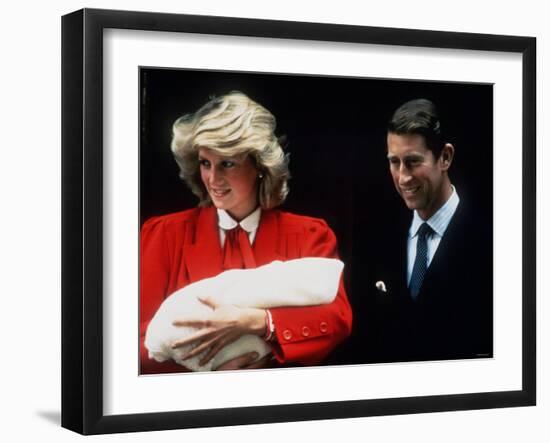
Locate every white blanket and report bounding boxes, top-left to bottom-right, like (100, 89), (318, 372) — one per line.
(145, 257), (344, 371)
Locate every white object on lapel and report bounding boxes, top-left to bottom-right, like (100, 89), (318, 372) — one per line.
(375, 280), (387, 293)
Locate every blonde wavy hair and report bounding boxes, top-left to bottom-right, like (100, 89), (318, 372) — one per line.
(171, 91), (290, 209)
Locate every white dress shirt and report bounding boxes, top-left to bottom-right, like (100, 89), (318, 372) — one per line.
(406, 186), (460, 285)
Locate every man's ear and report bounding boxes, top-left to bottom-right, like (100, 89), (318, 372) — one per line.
(440, 143), (454, 171)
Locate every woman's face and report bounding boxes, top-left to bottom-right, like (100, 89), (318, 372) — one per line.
(198, 148), (260, 221)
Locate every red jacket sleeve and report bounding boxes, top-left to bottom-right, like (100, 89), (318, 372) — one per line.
(269, 218), (353, 365)
(139, 217), (189, 374)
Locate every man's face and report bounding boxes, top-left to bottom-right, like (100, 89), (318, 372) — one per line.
(387, 132), (453, 220)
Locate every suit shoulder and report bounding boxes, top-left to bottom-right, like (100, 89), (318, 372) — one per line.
(447, 201), (490, 239)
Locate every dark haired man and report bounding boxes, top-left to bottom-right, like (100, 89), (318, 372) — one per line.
(361, 99), (493, 363)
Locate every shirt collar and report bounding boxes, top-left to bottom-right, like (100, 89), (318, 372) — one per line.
(217, 207), (261, 233)
(409, 186), (460, 238)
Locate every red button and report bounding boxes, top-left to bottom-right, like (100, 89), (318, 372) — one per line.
(283, 329), (293, 341)
(301, 326), (311, 337)
(320, 322), (328, 333)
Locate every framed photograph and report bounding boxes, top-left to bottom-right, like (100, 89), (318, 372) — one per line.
(62, 8), (536, 435)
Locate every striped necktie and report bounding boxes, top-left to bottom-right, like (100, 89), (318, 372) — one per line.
(409, 222), (432, 300)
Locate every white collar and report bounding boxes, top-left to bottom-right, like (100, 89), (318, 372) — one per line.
(410, 185), (460, 238)
(217, 207), (261, 233)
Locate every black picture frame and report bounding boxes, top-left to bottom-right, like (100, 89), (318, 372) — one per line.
(61, 8), (536, 435)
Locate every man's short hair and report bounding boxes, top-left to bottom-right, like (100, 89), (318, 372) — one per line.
(388, 98), (445, 158)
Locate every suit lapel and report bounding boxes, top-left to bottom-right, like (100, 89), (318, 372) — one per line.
(374, 216), (409, 301)
(183, 206), (224, 282)
(395, 220), (411, 301)
(417, 202), (463, 302)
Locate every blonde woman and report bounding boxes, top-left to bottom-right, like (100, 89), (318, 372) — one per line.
(140, 91), (352, 374)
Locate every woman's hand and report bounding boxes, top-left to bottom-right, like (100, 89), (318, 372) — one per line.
(171, 297), (267, 367)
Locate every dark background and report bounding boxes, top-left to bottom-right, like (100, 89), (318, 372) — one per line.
(140, 67), (493, 364)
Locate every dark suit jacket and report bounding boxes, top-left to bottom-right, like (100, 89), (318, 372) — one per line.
(341, 199), (493, 364)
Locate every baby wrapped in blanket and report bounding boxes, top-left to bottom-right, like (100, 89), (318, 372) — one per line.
(145, 257), (344, 371)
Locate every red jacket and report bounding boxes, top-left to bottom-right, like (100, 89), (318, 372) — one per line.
(140, 206), (352, 374)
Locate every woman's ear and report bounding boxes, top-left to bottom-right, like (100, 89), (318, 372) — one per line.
(440, 143), (454, 171)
